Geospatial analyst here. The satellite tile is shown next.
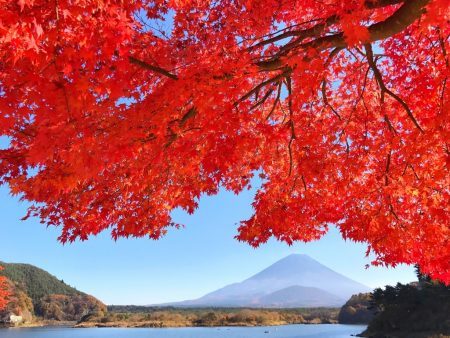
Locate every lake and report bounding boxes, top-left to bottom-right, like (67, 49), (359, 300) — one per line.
(0, 324), (366, 338)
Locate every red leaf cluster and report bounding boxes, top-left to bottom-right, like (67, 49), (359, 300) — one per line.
(0, 266), (11, 310)
(0, 0), (448, 282)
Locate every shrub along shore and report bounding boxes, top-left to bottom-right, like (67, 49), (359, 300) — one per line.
(75, 307), (340, 328)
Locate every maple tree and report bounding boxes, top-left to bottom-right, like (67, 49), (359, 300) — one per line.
(0, 0), (449, 282)
(0, 266), (11, 310)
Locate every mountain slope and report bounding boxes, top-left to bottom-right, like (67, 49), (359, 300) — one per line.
(0, 262), (106, 323)
(0, 262), (83, 304)
(259, 286), (345, 308)
(245, 254), (370, 299)
(170, 254), (370, 307)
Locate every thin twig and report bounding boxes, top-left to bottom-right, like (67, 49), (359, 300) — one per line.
(301, 175), (307, 191)
(385, 149), (391, 186)
(365, 43), (424, 133)
(249, 88), (275, 112)
(266, 83), (282, 120)
(236, 70), (290, 106)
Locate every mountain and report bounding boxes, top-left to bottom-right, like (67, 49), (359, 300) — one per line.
(0, 262), (82, 303)
(259, 286), (345, 307)
(0, 262), (106, 324)
(169, 254), (370, 308)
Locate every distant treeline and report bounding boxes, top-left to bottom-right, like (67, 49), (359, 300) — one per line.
(79, 307), (340, 327)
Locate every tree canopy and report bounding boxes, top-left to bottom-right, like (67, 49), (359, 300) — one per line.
(0, 0), (448, 282)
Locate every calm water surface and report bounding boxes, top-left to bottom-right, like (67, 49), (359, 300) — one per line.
(0, 325), (366, 338)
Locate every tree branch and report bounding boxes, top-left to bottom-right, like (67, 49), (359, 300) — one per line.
(286, 77), (296, 177)
(256, 0), (430, 71)
(385, 149), (391, 186)
(129, 56), (179, 80)
(265, 83), (282, 120)
(235, 70), (291, 106)
(179, 107), (197, 127)
(250, 0), (405, 51)
(250, 15), (338, 51)
(321, 47), (344, 120)
(365, 43), (424, 133)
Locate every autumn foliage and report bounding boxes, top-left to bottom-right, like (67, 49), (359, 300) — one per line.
(0, 266), (11, 310)
(0, 0), (448, 282)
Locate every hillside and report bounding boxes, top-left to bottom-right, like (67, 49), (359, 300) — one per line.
(167, 254), (370, 307)
(338, 293), (375, 324)
(0, 262), (83, 303)
(0, 262), (106, 325)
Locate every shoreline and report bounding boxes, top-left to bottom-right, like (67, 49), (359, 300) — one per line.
(1, 321), (77, 329)
(2, 307), (344, 329)
(6, 320), (350, 329)
(74, 321), (339, 329)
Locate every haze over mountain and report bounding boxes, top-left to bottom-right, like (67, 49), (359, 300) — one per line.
(167, 254), (371, 308)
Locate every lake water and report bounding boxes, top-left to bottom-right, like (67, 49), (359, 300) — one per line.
(0, 324), (366, 338)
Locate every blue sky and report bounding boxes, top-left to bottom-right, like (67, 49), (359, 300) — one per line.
(0, 177), (416, 305)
